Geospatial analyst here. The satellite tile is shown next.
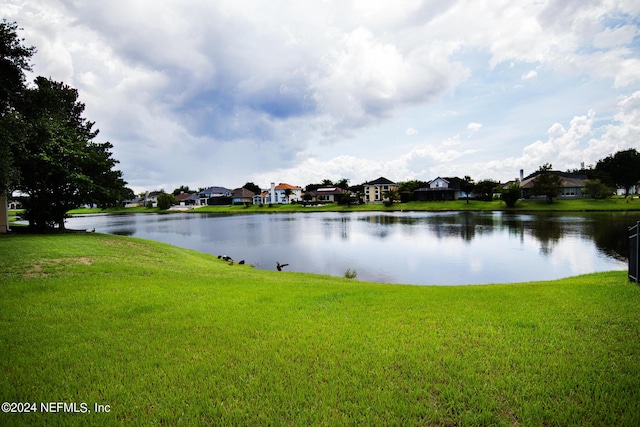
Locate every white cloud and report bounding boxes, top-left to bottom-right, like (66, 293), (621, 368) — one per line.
(1, 0), (639, 191)
(593, 25), (639, 49)
(467, 122), (483, 136)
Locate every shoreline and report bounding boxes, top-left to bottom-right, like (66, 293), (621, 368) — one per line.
(63, 197), (640, 216)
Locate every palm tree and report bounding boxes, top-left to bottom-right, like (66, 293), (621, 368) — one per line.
(460, 176), (475, 204)
(283, 188), (293, 204)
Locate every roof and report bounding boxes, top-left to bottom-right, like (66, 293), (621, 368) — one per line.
(364, 177), (397, 186)
(199, 186), (231, 196)
(231, 188), (255, 198)
(309, 187), (348, 196)
(175, 192), (197, 201)
(521, 171), (587, 189)
(275, 183), (302, 190)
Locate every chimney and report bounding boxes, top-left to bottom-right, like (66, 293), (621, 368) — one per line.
(270, 182), (276, 204)
(519, 169), (524, 182)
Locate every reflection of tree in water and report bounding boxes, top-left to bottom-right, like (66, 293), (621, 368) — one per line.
(359, 212), (638, 260)
(359, 215), (394, 238)
(516, 213), (639, 259)
(459, 212), (476, 242)
(502, 214), (525, 243)
(528, 216), (563, 256)
(582, 214), (640, 260)
(359, 214), (420, 238)
(427, 212), (500, 242)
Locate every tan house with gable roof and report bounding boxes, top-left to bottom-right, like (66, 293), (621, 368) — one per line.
(520, 170), (587, 198)
(363, 177), (398, 203)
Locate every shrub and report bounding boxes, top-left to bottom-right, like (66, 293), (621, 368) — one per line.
(501, 183), (521, 208)
(344, 268), (357, 279)
(157, 193), (177, 210)
(584, 179), (613, 199)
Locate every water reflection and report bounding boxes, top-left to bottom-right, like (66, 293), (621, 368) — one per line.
(64, 211), (635, 285)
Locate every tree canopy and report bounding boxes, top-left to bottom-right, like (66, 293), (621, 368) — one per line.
(474, 179), (500, 201)
(531, 163), (563, 203)
(596, 148), (640, 196)
(1, 21), (131, 230)
(242, 182), (261, 195)
(0, 20), (36, 194)
(501, 183), (521, 208)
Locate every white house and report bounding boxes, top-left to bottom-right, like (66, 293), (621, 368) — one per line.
(414, 177), (471, 201)
(252, 182), (303, 204)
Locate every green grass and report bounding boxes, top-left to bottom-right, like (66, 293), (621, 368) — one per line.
(1, 233), (639, 425)
(65, 197), (640, 216)
(196, 197), (639, 212)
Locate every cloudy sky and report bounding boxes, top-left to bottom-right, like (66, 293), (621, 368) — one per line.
(3, 0), (640, 192)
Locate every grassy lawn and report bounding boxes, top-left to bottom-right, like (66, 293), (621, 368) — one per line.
(193, 197), (640, 213)
(1, 233), (639, 425)
(65, 197), (640, 216)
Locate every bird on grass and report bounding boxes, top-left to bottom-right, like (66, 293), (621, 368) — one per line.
(276, 262), (289, 271)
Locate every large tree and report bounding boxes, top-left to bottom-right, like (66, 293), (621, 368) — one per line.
(0, 20), (36, 193)
(242, 182), (261, 195)
(474, 179), (500, 201)
(596, 148), (640, 196)
(14, 77), (130, 229)
(398, 179), (429, 202)
(531, 163), (563, 203)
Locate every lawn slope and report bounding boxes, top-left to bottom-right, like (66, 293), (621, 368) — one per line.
(1, 233), (639, 426)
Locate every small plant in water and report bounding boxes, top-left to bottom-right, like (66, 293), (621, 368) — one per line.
(344, 268), (357, 279)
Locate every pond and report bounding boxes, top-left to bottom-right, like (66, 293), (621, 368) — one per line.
(64, 211), (637, 285)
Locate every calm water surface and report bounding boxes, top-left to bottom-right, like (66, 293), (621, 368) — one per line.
(65, 211), (635, 285)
